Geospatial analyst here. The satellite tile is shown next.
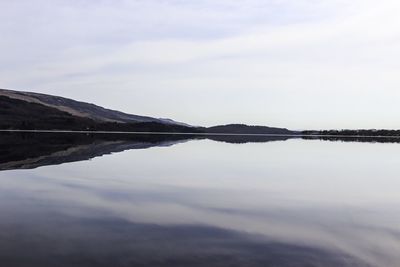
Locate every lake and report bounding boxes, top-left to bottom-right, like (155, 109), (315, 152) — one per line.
(0, 132), (399, 267)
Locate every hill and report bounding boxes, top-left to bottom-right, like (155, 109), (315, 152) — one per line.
(0, 88), (187, 125)
(206, 124), (295, 135)
(0, 94), (196, 132)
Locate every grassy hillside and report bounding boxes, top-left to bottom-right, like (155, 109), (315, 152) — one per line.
(0, 96), (198, 132)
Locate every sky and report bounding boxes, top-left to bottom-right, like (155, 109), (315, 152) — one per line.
(1, 0), (400, 129)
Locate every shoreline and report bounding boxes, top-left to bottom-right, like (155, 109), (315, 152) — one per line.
(1, 129), (400, 139)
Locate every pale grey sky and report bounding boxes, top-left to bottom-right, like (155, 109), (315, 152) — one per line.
(1, 0), (400, 129)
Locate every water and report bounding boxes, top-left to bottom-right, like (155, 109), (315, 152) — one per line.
(1, 133), (400, 267)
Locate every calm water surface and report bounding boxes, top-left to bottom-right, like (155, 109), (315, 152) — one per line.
(0, 133), (400, 266)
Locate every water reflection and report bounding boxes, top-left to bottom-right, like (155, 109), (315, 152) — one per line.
(0, 132), (297, 171)
(0, 132), (194, 170)
(3, 132), (399, 171)
(1, 133), (400, 266)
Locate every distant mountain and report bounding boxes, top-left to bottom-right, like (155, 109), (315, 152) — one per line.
(206, 124), (295, 135)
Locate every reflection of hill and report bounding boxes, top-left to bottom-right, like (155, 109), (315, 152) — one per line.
(0, 132), (301, 171)
(206, 135), (297, 144)
(2, 132), (399, 171)
(0, 133), (193, 171)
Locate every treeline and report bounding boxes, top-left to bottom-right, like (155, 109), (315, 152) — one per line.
(0, 119), (200, 133)
(303, 129), (400, 137)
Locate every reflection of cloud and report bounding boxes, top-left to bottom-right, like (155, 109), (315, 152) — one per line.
(0, 194), (370, 267)
(0, 167), (398, 267)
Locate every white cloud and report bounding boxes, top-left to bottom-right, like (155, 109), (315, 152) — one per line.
(1, 0), (400, 128)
